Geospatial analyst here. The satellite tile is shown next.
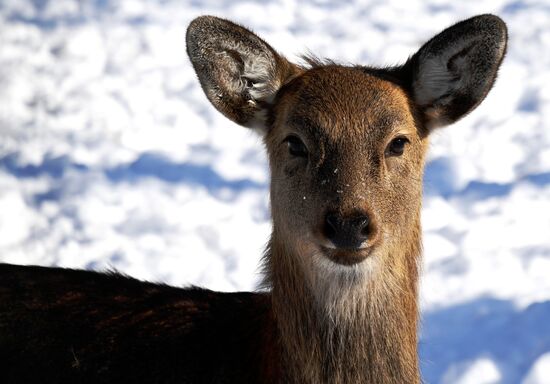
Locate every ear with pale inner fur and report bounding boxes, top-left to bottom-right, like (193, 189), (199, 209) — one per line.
(186, 16), (299, 132)
(403, 14), (507, 129)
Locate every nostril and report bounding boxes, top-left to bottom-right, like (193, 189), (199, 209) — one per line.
(322, 213), (370, 249)
(355, 216), (370, 238)
(354, 216), (370, 236)
(323, 214), (338, 240)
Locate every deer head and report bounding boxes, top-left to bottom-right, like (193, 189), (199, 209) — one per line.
(187, 13), (506, 289)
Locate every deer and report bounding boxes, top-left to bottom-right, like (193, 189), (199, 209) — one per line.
(0, 14), (507, 384)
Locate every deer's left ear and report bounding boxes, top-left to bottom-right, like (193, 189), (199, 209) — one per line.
(403, 14), (507, 129)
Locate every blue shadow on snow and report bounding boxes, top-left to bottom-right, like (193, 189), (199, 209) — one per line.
(420, 298), (550, 384)
(105, 153), (265, 191)
(0, 152), (264, 204)
(0, 154), (88, 179)
(424, 157), (550, 200)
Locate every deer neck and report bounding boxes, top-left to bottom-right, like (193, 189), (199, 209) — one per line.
(263, 229), (421, 384)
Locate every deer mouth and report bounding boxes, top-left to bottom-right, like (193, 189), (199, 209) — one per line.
(320, 245), (373, 266)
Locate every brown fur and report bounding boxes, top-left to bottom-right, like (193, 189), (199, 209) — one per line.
(262, 67), (425, 383)
(187, 14), (506, 384)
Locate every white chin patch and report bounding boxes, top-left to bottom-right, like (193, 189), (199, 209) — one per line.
(306, 250), (377, 322)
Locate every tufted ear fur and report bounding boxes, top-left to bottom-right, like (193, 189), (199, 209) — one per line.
(402, 14), (507, 129)
(186, 16), (300, 132)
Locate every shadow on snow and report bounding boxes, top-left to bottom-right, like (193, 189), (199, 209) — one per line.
(105, 152), (264, 191)
(424, 157), (550, 200)
(0, 152), (264, 205)
(420, 297), (550, 383)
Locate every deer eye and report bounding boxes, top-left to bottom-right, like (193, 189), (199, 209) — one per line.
(386, 137), (410, 157)
(284, 135), (308, 158)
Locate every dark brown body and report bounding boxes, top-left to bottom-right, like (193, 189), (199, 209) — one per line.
(0, 263), (276, 384)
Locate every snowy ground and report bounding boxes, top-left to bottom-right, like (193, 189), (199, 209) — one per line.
(0, 0), (549, 383)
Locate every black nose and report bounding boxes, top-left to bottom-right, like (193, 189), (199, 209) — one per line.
(323, 212), (370, 249)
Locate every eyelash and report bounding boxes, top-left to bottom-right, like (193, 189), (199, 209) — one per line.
(284, 135), (308, 158)
(386, 136), (410, 157)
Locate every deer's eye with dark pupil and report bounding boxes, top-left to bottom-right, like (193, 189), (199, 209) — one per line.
(386, 137), (409, 156)
(285, 136), (308, 158)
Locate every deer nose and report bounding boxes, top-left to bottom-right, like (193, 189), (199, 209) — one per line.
(323, 212), (370, 249)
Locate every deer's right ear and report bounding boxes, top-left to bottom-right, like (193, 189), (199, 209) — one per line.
(186, 16), (300, 132)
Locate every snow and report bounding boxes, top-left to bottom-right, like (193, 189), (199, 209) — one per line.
(0, 0), (549, 383)
(442, 358), (501, 384)
(524, 353), (550, 384)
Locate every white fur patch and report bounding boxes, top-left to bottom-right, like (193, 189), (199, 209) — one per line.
(242, 55), (280, 103)
(308, 250), (378, 323)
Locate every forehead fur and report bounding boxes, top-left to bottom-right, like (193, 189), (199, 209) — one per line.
(272, 65), (415, 140)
